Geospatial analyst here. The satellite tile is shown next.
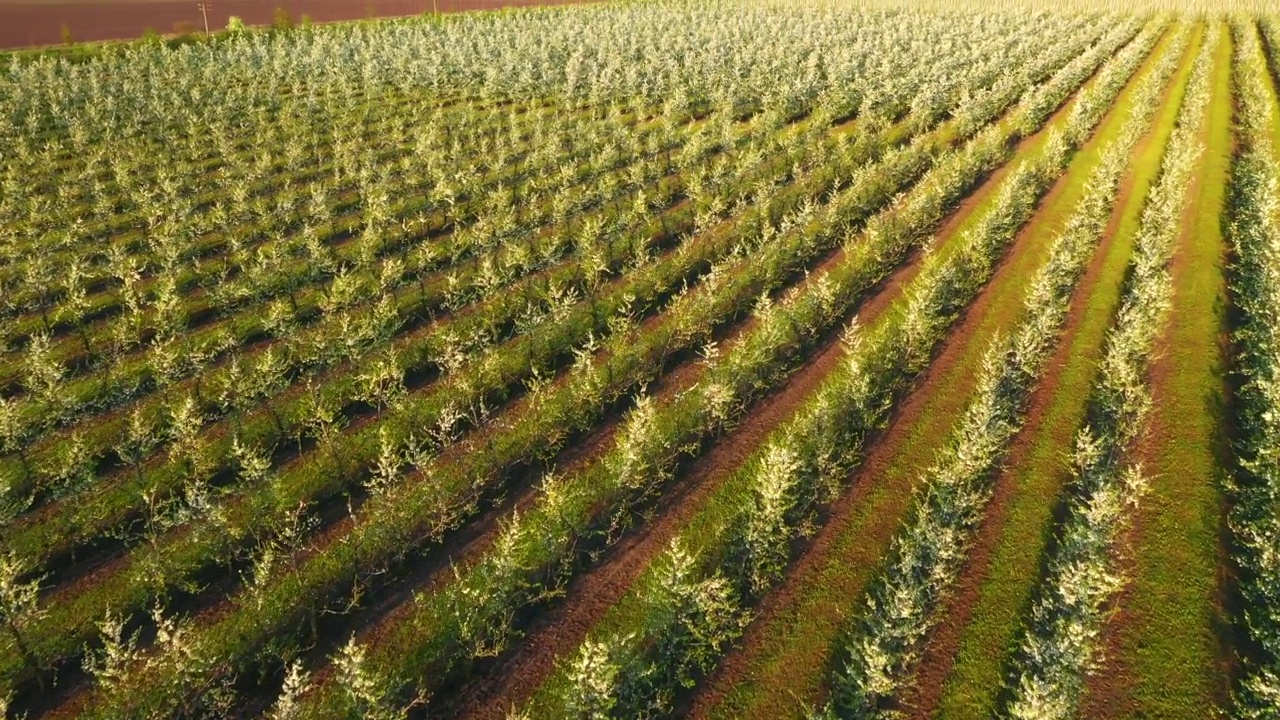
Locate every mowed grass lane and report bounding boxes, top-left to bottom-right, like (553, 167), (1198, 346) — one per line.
(926, 25), (1204, 720)
(1079, 21), (1234, 719)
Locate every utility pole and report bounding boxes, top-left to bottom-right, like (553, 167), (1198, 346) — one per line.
(197, 0), (211, 34)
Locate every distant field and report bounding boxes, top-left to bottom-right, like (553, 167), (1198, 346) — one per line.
(2, 2), (1280, 719)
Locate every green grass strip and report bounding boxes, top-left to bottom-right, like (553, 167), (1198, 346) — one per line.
(813, 23), (1191, 720)
(1087, 20), (1233, 718)
(999, 23), (1217, 720)
(931, 26), (1204, 720)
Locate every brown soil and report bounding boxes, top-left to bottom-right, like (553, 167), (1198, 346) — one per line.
(0, 0), (590, 50)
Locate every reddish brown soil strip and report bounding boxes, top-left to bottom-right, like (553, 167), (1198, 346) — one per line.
(0, 0), (591, 50)
(901, 31), (1195, 720)
(1080, 25), (1234, 717)
(685, 71), (1139, 720)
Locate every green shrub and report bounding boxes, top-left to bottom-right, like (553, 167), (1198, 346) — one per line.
(272, 6), (294, 31)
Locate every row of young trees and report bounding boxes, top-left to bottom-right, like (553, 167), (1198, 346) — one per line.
(1224, 17), (1280, 719)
